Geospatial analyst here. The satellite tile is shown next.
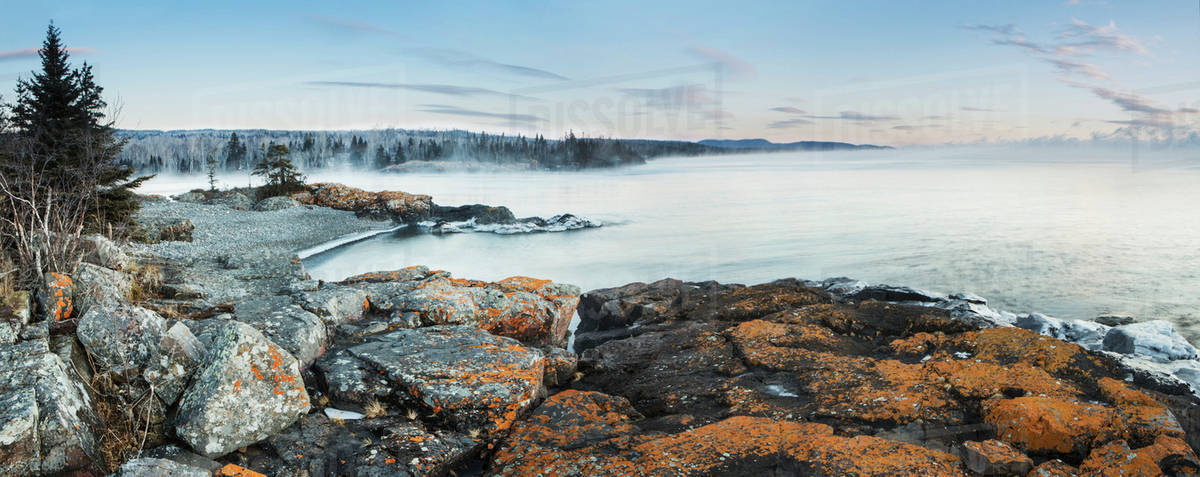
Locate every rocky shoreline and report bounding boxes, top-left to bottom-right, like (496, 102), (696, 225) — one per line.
(0, 184), (1198, 476)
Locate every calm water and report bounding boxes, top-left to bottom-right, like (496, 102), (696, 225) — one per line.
(144, 146), (1200, 340)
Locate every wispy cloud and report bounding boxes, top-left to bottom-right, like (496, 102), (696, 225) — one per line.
(418, 104), (544, 123)
(962, 24), (1021, 35)
(1044, 58), (1110, 80)
(769, 106), (807, 114)
(1058, 18), (1147, 55)
(304, 15), (405, 38)
(835, 111), (899, 121)
(306, 81), (533, 99)
(892, 124), (941, 131)
(0, 47), (98, 62)
(767, 118), (814, 129)
(961, 106), (1001, 112)
(991, 37), (1048, 54)
(687, 45), (755, 79)
(1088, 87), (1171, 115)
(401, 47), (568, 81)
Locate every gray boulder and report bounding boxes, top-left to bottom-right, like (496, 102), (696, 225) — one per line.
(77, 305), (166, 378)
(116, 458), (209, 477)
(253, 196), (300, 211)
(315, 325), (545, 435)
(296, 285), (368, 326)
(1095, 314), (1136, 326)
(144, 322), (207, 404)
(0, 340), (99, 475)
(81, 234), (130, 271)
(175, 321), (310, 457)
(234, 295), (328, 368)
(209, 191), (252, 210)
(171, 191), (206, 203)
(1103, 320), (1199, 361)
(71, 262), (131, 316)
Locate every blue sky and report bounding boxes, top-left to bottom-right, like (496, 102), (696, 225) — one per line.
(1, 0), (1197, 145)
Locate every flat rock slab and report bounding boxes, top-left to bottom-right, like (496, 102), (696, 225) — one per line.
(317, 325), (545, 435)
(234, 295), (327, 368)
(175, 321), (310, 457)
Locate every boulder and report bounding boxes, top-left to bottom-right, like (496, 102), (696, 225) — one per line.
(846, 284), (945, 303)
(985, 396), (1125, 456)
(144, 322), (207, 404)
(295, 284), (368, 325)
(350, 271), (580, 347)
(959, 439), (1034, 476)
(432, 204), (516, 224)
(0, 340), (99, 475)
(252, 196), (299, 211)
(171, 191), (206, 203)
(71, 262), (131, 316)
(36, 272), (73, 323)
(1103, 320), (1198, 361)
(316, 325), (545, 435)
(81, 234), (130, 270)
(233, 295), (327, 368)
(1095, 314), (1136, 327)
(76, 305), (166, 378)
(1079, 437), (1200, 476)
(174, 321), (310, 457)
(209, 191), (252, 210)
(116, 458), (210, 477)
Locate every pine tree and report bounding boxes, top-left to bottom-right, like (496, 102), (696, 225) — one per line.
(252, 142), (305, 197)
(7, 22), (148, 232)
(373, 144), (390, 169)
(206, 149), (219, 192)
(224, 132), (246, 169)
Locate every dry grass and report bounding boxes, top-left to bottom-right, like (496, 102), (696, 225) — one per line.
(90, 373), (162, 473)
(124, 262), (164, 304)
(363, 399), (386, 418)
(467, 428), (482, 438)
(405, 408), (419, 420)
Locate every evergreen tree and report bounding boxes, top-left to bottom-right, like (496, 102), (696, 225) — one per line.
(6, 22), (148, 232)
(373, 144), (390, 169)
(252, 142), (305, 197)
(224, 131), (246, 169)
(206, 148), (219, 192)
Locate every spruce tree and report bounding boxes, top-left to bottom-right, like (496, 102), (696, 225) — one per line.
(252, 142), (305, 197)
(7, 23), (148, 232)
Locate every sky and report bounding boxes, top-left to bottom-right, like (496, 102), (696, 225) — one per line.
(1, 0), (1197, 145)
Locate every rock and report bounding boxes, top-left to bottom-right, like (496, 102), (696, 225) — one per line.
(174, 321), (310, 457)
(1029, 460), (1080, 476)
(71, 262), (131, 316)
(316, 325), (545, 435)
(138, 444), (223, 472)
(116, 457), (210, 476)
(1015, 312), (1066, 338)
(1095, 314), (1136, 327)
(1103, 320), (1198, 361)
(144, 322), (207, 404)
(252, 196), (299, 211)
(985, 396), (1125, 456)
(847, 284), (945, 303)
(542, 346), (578, 388)
(81, 234), (130, 270)
(295, 284), (368, 325)
(209, 191), (252, 210)
(141, 217), (195, 242)
(949, 292), (987, 304)
(259, 412), (480, 476)
(233, 295), (327, 368)
(0, 340), (99, 475)
(350, 271), (580, 347)
(1079, 437), (1200, 476)
(433, 204), (516, 224)
(295, 183), (434, 222)
(491, 390), (966, 476)
(76, 305), (166, 378)
(959, 439), (1033, 476)
(172, 191), (206, 203)
(36, 272), (73, 323)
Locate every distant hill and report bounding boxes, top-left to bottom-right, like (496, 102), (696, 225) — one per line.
(698, 138), (891, 151)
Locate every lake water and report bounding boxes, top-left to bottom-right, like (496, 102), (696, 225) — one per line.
(142, 145), (1200, 340)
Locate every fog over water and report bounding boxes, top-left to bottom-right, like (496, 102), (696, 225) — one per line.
(141, 145), (1200, 340)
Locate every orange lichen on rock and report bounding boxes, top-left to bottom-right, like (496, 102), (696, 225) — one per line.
(1096, 377), (1185, 444)
(889, 331), (946, 355)
(217, 463), (267, 477)
(295, 182), (433, 220)
(951, 327), (1106, 377)
(925, 359), (1082, 400)
(44, 272), (73, 321)
(985, 396), (1125, 455)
